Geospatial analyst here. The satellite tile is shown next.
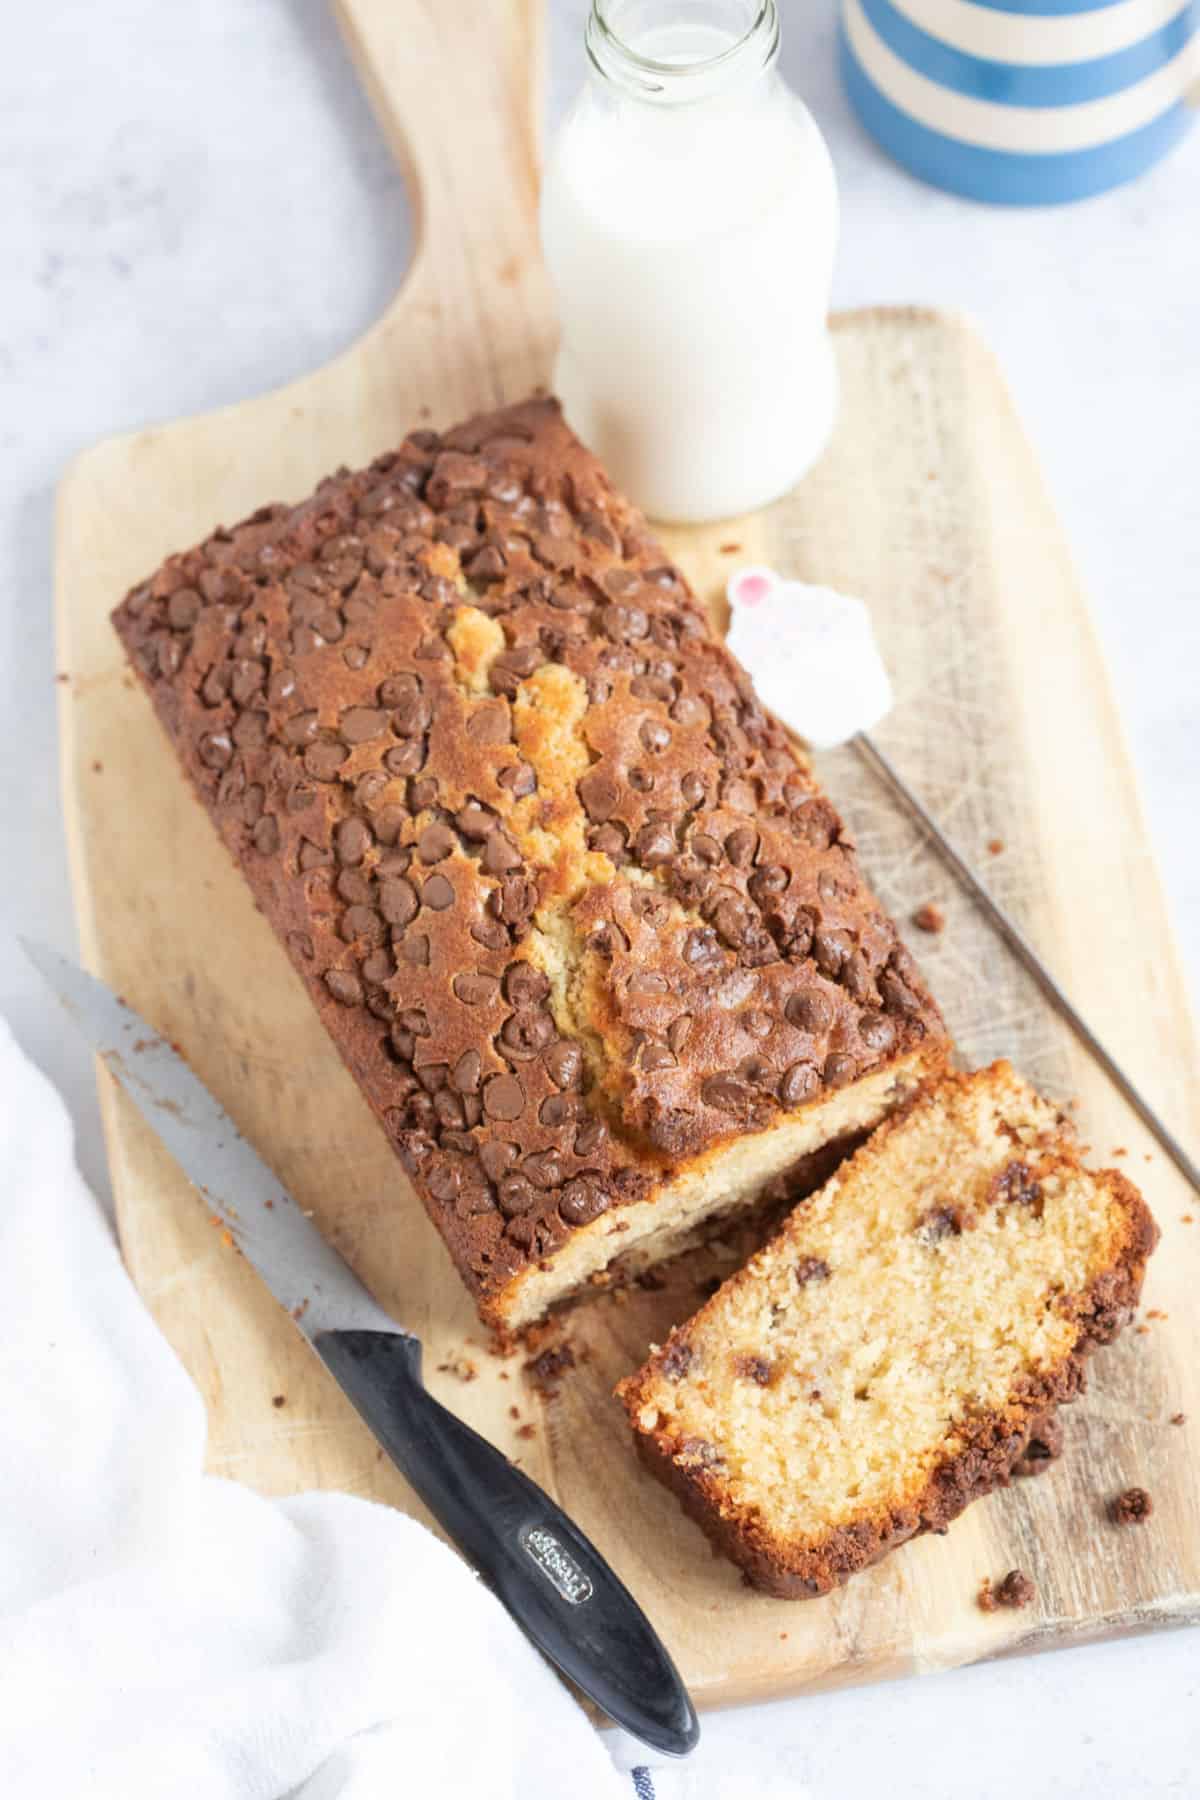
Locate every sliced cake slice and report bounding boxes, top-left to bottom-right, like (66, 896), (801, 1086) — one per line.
(616, 1062), (1158, 1597)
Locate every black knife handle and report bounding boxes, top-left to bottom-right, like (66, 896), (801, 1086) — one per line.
(315, 1329), (698, 1758)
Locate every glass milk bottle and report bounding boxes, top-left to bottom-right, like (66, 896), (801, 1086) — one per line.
(541, 0), (838, 524)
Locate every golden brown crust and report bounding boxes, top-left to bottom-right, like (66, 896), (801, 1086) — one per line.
(618, 1073), (1159, 1597)
(111, 396), (944, 1327)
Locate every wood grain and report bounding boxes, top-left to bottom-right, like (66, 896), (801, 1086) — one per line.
(54, 0), (1200, 1711)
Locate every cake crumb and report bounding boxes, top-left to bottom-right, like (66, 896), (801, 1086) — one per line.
(92, 760), (103, 773)
(55, 672), (69, 684)
(1111, 1487), (1153, 1526)
(508, 1405), (520, 1420)
(1146, 1309), (1167, 1320)
(779, 1631), (788, 1641)
(1111, 1146), (1127, 1158)
(912, 902), (946, 935)
(720, 542), (743, 555)
(525, 1342), (576, 1398)
(1170, 1413), (1186, 1426)
(987, 838), (1005, 855)
(517, 1423), (537, 1440)
(979, 1569), (1036, 1612)
(272, 1394), (286, 1408)
(436, 1355), (479, 1383)
(1182, 1215), (1194, 1225)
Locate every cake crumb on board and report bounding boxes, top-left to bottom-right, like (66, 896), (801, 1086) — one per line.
(1111, 1487), (1154, 1526)
(978, 1570), (1036, 1612)
(912, 902), (946, 935)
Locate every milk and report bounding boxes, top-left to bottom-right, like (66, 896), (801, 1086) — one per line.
(541, 4), (838, 524)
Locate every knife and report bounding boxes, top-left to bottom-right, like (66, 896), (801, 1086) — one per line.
(23, 939), (699, 1759)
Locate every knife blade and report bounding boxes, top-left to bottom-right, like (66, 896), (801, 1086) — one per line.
(23, 939), (699, 1759)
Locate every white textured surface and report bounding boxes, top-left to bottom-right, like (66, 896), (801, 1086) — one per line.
(0, 0), (1197, 1790)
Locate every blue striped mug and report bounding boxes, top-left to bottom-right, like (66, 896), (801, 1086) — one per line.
(840, 0), (1200, 202)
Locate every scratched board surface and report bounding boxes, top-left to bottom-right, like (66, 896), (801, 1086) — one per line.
(55, 0), (1200, 1716)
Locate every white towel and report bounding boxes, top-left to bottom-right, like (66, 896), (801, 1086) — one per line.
(0, 1015), (638, 1799)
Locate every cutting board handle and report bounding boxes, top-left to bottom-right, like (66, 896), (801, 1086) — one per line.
(335, 0), (556, 411)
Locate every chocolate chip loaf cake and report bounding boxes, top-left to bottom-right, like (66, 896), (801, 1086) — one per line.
(112, 397), (946, 1332)
(618, 1062), (1157, 1596)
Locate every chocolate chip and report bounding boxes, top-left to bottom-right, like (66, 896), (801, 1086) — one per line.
(725, 827), (758, 868)
(780, 1062), (820, 1107)
(251, 815), (280, 855)
(560, 1178), (609, 1225)
(455, 801), (496, 841)
(734, 1355), (774, 1386)
(336, 868), (373, 904)
(324, 969), (363, 1006)
(335, 818), (373, 865)
(342, 904), (386, 946)
(524, 1150), (563, 1190)
(504, 963), (550, 1007)
(198, 731), (234, 771)
(483, 1073), (525, 1120)
(426, 1157), (461, 1203)
(378, 745), (422, 782)
(578, 768), (621, 822)
(466, 543), (506, 582)
(498, 1009), (555, 1060)
(466, 702), (511, 745)
(453, 972), (498, 1007)
(452, 1049), (482, 1094)
(340, 705), (388, 744)
(573, 1119), (607, 1156)
(497, 1174), (537, 1217)
(639, 719), (671, 755)
(666, 1014), (693, 1053)
(544, 1040), (583, 1089)
(858, 1012), (897, 1054)
(362, 948), (393, 983)
(879, 967), (924, 1017)
(304, 739), (349, 780)
(298, 839), (331, 871)
(700, 1075), (752, 1112)
(682, 928), (723, 972)
(286, 931), (315, 963)
(471, 917), (509, 952)
(482, 831), (521, 875)
(378, 877), (418, 926)
(795, 1256), (831, 1285)
(387, 685), (432, 738)
(589, 823), (629, 863)
(418, 823), (455, 864)
(680, 771), (706, 809)
(661, 1340), (694, 1380)
(640, 1044), (676, 1072)
(166, 587), (201, 630)
(399, 931), (431, 967)
(823, 1052), (857, 1087)
(989, 1160), (1043, 1216)
(422, 873), (455, 910)
(229, 659), (265, 704)
(635, 821), (675, 867)
(409, 776), (439, 813)
(343, 644), (370, 671)
(479, 1141), (516, 1182)
(917, 1206), (962, 1244)
(814, 928), (853, 977)
(497, 761), (536, 798)
(786, 990), (833, 1034)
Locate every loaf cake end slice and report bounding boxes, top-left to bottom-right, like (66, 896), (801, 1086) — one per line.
(617, 1062), (1158, 1596)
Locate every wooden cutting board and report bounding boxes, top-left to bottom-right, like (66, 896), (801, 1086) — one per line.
(54, 0), (1200, 1712)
